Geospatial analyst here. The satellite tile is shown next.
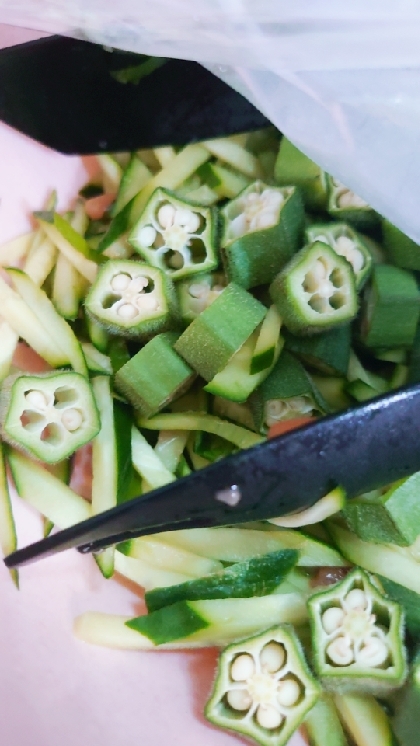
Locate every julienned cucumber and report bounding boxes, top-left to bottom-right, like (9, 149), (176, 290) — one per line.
(145, 549), (299, 612)
(333, 693), (395, 746)
(303, 696), (347, 746)
(126, 594), (308, 645)
(0, 440), (17, 584)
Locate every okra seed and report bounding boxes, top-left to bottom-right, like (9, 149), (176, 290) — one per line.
(345, 589), (368, 610)
(321, 607), (345, 634)
(136, 294), (159, 311)
(188, 283), (209, 299)
(226, 688), (252, 711)
(117, 303), (138, 319)
(276, 678), (301, 707)
(138, 225), (157, 247)
(289, 395), (313, 414)
(129, 276), (149, 293)
(337, 190), (368, 209)
(61, 408), (83, 432)
(255, 704), (284, 730)
(110, 273), (131, 292)
(327, 636), (354, 666)
(157, 203), (176, 229)
(265, 399), (289, 426)
(335, 236), (364, 273)
(357, 638), (388, 667)
(24, 390), (48, 410)
(260, 642), (286, 674)
(230, 653), (256, 682)
(175, 208), (200, 233)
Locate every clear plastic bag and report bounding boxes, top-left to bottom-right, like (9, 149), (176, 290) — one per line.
(2, 1), (420, 241)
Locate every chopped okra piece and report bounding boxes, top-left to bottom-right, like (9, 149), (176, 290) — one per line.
(308, 568), (407, 694)
(205, 625), (320, 746)
(327, 177), (379, 231)
(270, 242), (358, 336)
(0, 371), (100, 464)
(221, 182), (305, 289)
(174, 283), (267, 382)
(274, 137), (329, 211)
(284, 325), (351, 377)
(128, 187), (218, 279)
(306, 222), (372, 289)
(360, 264), (420, 349)
(382, 218), (420, 270)
(85, 259), (179, 339)
(250, 351), (328, 433)
(114, 332), (195, 418)
(176, 272), (226, 325)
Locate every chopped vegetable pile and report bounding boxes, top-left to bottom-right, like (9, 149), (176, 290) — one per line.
(1, 130), (420, 746)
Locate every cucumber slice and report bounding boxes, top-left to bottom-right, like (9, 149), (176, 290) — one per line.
(250, 305), (283, 375)
(114, 550), (191, 590)
(127, 593), (308, 645)
(96, 153), (122, 193)
(203, 139), (261, 179)
(24, 234), (57, 288)
(153, 429), (188, 473)
(81, 343), (112, 375)
(269, 486), (346, 528)
(131, 427), (175, 489)
(112, 154), (152, 215)
(0, 321), (18, 384)
(85, 317), (109, 353)
(0, 232), (34, 267)
(138, 412), (263, 450)
(303, 696), (348, 746)
(36, 214), (99, 282)
(333, 694), (395, 746)
(8, 448), (91, 527)
(0, 440), (17, 585)
(119, 536), (223, 578)
(197, 161), (251, 199)
(145, 549), (299, 612)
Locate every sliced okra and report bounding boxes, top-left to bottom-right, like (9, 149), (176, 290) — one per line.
(250, 351), (328, 434)
(284, 325), (351, 377)
(269, 242), (358, 336)
(360, 264), (420, 350)
(274, 137), (329, 211)
(327, 176), (379, 231)
(205, 625), (320, 746)
(306, 222), (372, 289)
(382, 218), (420, 271)
(174, 283), (267, 382)
(129, 187), (218, 279)
(85, 259), (179, 339)
(176, 272), (226, 325)
(308, 568), (407, 694)
(0, 371), (100, 464)
(114, 332), (196, 418)
(221, 182), (305, 289)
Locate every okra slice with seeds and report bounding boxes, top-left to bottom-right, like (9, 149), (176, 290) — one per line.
(0, 371), (100, 464)
(221, 182), (305, 289)
(129, 187), (218, 279)
(205, 625), (320, 746)
(360, 264), (420, 350)
(306, 222), (372, 289)
(85, 259), (179, 338)
(327, 177), (379, 231)
(270, 242), (358, 336)
(176, 271), (226, 325)
(308, 568), (407, 694)
(114, 332), (195, 418)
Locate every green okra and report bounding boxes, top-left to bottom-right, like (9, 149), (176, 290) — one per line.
(360, 264), (420, 349)
(270, 242), (358, 336)
(327, 176), (380, 232)
(377, 577), (420, 637)
(114, 332), (196, 418)
(306, 222), (372, 289)
(308, 568), (407, 694)
(174, 283), (267, 382)
(176, 271), (226, 325)
(85, 259), (179, 339)
(205, 625), (320, 746)
(274, 136), (329, 211)
(129, 187), (218, 279)
(382, 218), (420, 271)
(284, 324), (351, 377)
(250, 350), (329, 433)
(221, 181), (305, 289)
(0, 371), (100, 464)
(392, 651), (420, 746)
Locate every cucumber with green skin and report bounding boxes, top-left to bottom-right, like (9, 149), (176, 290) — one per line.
(112, 155), (152, 216)
(333, 693), (396, 746)
(303, 696), (348, 746)
(126, 593), (308, 645)
(145, 549), (299, 612)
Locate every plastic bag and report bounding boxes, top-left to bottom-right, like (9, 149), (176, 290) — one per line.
(2, 1), (420, 241)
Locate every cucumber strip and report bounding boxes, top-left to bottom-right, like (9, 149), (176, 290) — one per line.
(73, 611), (208, 650)
(85, 317), (109, 353)
(112, 155), (152, 216)
(52, 251), (82, 319)
(131, 427), (175, 489)
(0, 275), (68, 367)
(251, 305), (283, 375)
(137, 413), (263, 449)
(37, 218), (98, 283)
(6, 269), (88, 376)
(24, 233), (57, 288)
(145, 549), (299, 612)
(0, 232), (34, 267)
(0, 321), (18, 384)
(303, 696), (348, 746)
(96, 154), (122, 193)
(81, 343), (112, 375)
(126, 593), (308, 645)
(153, 146), (176, 168)
(114, 550), (191, 590)
(327, 521), (420, 594)
(181, 184), (218, 206)
(197, 161), (251, 199)
(333, 693), (395, 746)
(7, 448), (91, 527)
(0, 440), (17, 585)
(269, 487), (346, 528)
(203, 139), (261, 178)
(153, 430), (188, 473)
(119, 536), (223, 577)
(157, 527), (349, 567)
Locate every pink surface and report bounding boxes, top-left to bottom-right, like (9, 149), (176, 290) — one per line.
(0, 25), (305, 746)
